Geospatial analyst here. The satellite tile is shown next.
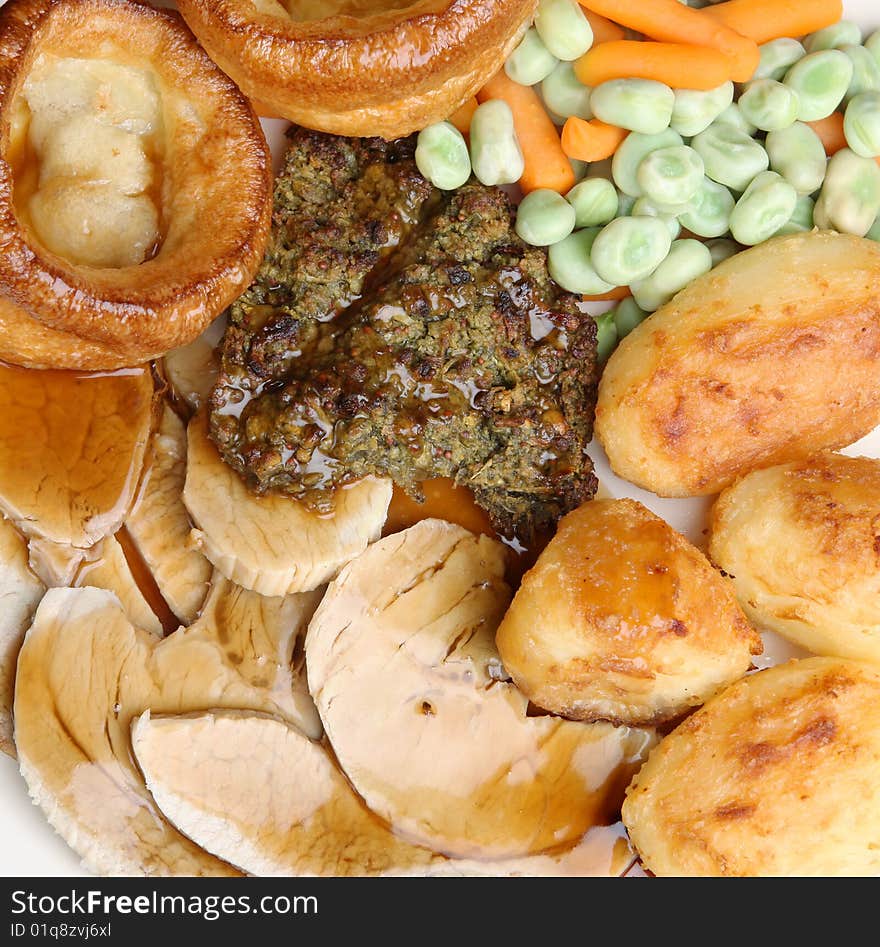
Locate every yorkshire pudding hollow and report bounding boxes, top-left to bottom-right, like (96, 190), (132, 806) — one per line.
(176, 0), (537, 138)
(0, 0), (272, 370)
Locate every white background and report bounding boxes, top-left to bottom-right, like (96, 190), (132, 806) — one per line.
(0, 0), (878, 877)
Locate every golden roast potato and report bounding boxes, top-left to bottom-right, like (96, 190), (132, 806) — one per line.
(595, 232), (880, 497)
(495, 499), (761, 726)
(622, 656), (880, 876)
(710, 452), (880, 664)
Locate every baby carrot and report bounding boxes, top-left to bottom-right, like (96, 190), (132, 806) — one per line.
(580, 0), (759, 82)
(447, 97), (478, 135)
(807, 113), (847, 156)
(704, 0), (843, 45)
(561, 117), (629, 162)
(575, 41), (734, 90)
(577, 6), (625, 45)
(477, 71), (575, 194)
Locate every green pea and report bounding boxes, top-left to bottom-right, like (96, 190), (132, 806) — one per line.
(774, 194), (815, 236)
(711, 102), (757, 136)
(591, 216), (672, 286)
(867, 30), (880, 67)
(637, 145), (705, 207)
(706, 238), (739, 266)
(469, 100), (524, 186)
(842, 45), (880, 104)
(516, 189), (577, 246)
(594, 311), (618, 361)
(535, 0), (594, 62)
(548, 227), (615, 294)
(813, 147), (880, 237)
(691, 124), (770, 192)
(415, 122), (471, 191)
(679, 176), (735, 238)
(784, 49), (853, 121)
(844, 91), (880, 158)
(591, 79), (675, 135)
(613, 296), (648, 338)
(729, 171), (798, 246)
(738, 79), (800, 132)
(566, 178), (619, 227)
(866, 212), (880, 242)
(804, 21), (862, 53)
(670, 82), (734, 137)
(631, 239), (712, 312)
(632, 197), (683, 240)
(542, 62), (592, 122)
(505, 27), (558, 86)
(612, 128), (683, 197)
(754, 39), (805, 81)
(765, 121), (827, 194)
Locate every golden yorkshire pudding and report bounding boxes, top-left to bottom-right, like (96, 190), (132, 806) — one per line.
(0, 0), (272, 370)
(176, 0), (536, 138)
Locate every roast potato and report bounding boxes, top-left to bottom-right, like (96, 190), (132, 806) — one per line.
(710, 452), (880, 664)
(595, 232), (880, 497)
(495, 499), (761, 726)
(622, 656), (880, 876)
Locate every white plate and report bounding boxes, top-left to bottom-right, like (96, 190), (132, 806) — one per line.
(0, 0), (878, 878)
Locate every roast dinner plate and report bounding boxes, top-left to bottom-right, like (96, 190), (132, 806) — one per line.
(0, 0), (877, 877)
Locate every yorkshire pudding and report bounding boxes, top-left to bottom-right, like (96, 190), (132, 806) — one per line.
(176, 0), (536, 138)
(0, 0), (272, 370)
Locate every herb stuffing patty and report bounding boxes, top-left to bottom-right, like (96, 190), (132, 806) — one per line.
(209, 128), (599, 541)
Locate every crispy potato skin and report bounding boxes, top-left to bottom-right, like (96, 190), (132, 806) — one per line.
(710, 453), (880, 663)
(623, 657), (880, 876)
(596, 232), (880, 496)
(495, 499), (761, 726)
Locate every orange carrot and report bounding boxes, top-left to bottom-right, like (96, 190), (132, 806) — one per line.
(578, 6), (626, 45)
(580, 0), (759, 82)
(575, 40), (734, 90)
(583, 286), (632, 302)
(477, 71), (575, 194)
(704, 0), (843, 45)
(561, 117), (628, 162)
(807, 113), (847, 156)
(447, 97), (478, 135)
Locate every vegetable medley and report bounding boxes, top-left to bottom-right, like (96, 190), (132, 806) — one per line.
(413, 0), (880, 358)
